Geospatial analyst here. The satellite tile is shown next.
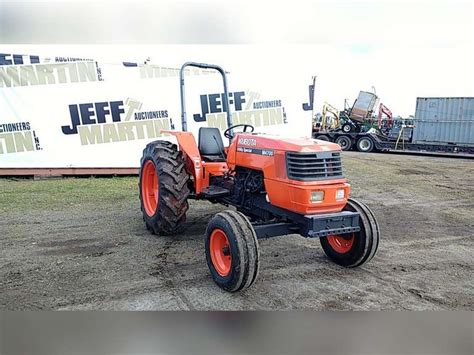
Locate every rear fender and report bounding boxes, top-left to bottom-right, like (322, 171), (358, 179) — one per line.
(162, 130), (203, 193)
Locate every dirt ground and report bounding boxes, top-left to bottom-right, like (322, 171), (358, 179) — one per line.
(1, 152), (473, 310)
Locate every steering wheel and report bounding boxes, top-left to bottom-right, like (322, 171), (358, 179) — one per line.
(224, 124), (255, 139)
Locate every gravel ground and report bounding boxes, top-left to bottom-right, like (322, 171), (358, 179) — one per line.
(0, 152), (473, 310)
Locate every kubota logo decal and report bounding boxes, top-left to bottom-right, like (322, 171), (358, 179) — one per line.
(61, 98), (172, 146)
(238, 138), (257, 146)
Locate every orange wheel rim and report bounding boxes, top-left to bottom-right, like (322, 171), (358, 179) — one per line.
(142, 160), (158, 216)
(210, 229), (232, 276)
(327, 234), (354, 254)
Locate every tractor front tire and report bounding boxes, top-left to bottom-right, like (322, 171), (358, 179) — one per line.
(320, 198), (379, 268)
(139, 140), (190, 236)
(205, 210), (260, 292)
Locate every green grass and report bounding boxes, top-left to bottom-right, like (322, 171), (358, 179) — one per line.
(1, 154), (472, 216)
(0, 177), (138, 213)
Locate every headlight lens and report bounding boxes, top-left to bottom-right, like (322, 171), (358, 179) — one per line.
(336, 189), (345, 200)
(311, 191), (325, 203)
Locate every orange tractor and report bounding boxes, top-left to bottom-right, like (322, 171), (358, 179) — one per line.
(139, 62), (379, 292)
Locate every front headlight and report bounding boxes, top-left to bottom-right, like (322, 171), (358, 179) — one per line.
(311, 191), (325, 203)
(336, 189), (345, 200)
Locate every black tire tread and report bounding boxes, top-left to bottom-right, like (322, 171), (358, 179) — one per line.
(346, 198), (377, 267)
(205, 210), (260, 292)
(320, 197), (380, 268)
(139, 140), (190, 236)
(357, 200), (380, 263)
(225, 211), (260, 291)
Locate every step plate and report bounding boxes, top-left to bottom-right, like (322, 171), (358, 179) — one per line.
(200, 186), (230, 198)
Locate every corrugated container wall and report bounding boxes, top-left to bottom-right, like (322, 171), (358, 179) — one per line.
(412, 97), (474, 145)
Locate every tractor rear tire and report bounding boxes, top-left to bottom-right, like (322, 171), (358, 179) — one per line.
(320, 198), (379, 268)
(205, 210), (260, 292)
(139, 140), (190, 236)
(335, 135), (352, 151)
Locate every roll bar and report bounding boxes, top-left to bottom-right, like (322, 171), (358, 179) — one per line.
(179, 62), (233, 140)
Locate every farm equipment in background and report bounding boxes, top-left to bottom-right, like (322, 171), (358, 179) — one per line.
(139, 62), (380, 292)
(302, 78), (473, 156)
(310, 85), (416, 153)
(313, 102), (340, 132)
(336, 91), (397, 134)
(313, 90), (393, 135)
(312, 89), (399, 152)
(378, 103), (393, 134)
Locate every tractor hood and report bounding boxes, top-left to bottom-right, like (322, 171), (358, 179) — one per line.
(235, 133), (341, 153)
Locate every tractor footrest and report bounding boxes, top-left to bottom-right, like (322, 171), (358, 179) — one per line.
(200, 186), (230, 198)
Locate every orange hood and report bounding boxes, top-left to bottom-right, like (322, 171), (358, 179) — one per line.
(234, 133), (341, 153)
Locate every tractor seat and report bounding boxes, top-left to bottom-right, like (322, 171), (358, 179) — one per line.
(198, 127), (226, 162)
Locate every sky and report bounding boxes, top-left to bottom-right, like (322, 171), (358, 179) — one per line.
(0, 0), (473, 116)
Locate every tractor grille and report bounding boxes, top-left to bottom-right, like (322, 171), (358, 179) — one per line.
(286, 151), (343, 181)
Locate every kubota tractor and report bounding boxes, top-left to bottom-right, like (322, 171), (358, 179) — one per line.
(139, 62), (380, 292)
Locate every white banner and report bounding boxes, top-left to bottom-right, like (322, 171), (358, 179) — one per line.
(0, 46), (315, 168)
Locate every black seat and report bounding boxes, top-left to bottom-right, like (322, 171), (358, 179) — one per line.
(198, 127), (226, 162)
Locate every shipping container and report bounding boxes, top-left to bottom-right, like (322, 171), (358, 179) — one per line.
(412, 97), (474, 145)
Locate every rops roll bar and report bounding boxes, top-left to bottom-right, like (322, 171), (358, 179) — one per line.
(179, 62), (233, 141)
